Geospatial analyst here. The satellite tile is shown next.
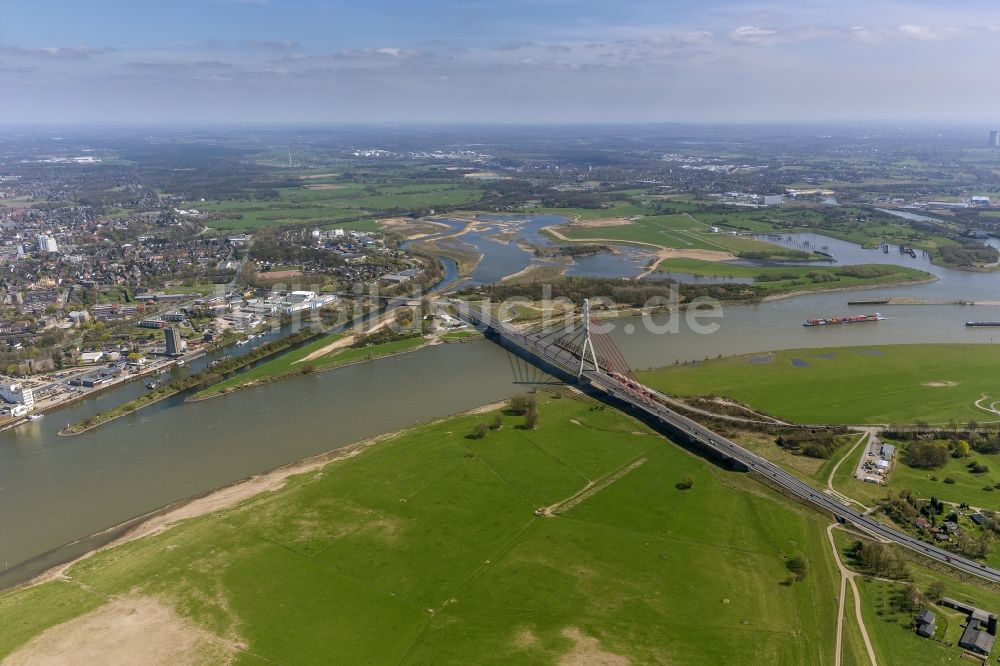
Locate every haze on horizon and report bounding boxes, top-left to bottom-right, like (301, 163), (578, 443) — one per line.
(2, 0), (999, 125)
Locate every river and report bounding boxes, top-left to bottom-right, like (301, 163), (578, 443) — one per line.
(3, 218), (1000, 588)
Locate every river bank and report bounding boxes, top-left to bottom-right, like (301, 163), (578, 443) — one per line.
(16, 398), (511, 593)
(187, 335), (433, 402)
(760, 276), (939, 302)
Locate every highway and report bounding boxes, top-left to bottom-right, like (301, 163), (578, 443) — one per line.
(455, 301), (1000, 584)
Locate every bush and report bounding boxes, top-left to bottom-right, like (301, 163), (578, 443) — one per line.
(943, 477), (956, 484)
(787, 552), (808, 581)
(523, 406), (538, 430)
(509, 393), (536, 416)
(675, 478), (694, 490)
(471, 422), (488, 439)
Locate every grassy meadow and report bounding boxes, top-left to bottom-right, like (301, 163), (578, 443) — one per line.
(1, 392), (847, 665)
(656, 258), (931, 292)
(555, 212), (810, 259)
(639, 344), (1000, 425)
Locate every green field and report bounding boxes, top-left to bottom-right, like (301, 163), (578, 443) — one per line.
(657, 259), (931, 292)
(1, 393), (848, 664)
(193, 183), (482, 230)
(192, 332), (427, 398)
(640, 344), (1000, 425)
(555, 213), (813, 259)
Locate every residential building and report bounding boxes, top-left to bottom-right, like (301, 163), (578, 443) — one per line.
(35, 234), (58, 254)
(916, 609), (936, 638)
(164, 327), (186, 357)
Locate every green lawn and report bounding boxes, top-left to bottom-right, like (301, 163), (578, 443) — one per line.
(639, 344), (1000, 425)
(440, 330), (483, 341)
(0, 393), (844, 664)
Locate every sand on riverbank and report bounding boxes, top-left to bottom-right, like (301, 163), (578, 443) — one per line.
(21, 399), (511, 592)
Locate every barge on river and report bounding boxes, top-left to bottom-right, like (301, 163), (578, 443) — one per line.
(803, 313), (884, 327)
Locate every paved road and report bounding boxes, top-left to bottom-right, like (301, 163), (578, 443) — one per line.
(456, 302), (1000, 584)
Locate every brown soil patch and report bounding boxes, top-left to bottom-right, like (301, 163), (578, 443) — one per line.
(256, 269), (302, 280)
(2, 596), (237, 666)
(924, 380), (958, 388)
(558, 627), (629, 666)
(512, 627), (541, 649)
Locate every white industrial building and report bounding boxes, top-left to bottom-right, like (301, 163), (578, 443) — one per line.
(0, 381), (34, 410)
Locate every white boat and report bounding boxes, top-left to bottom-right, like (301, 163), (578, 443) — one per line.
(26, 414), (44, 422)
(176, 359), (185, 367)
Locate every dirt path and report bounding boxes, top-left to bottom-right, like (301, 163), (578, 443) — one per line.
(825, 431), (872, 512)
(826, 523), (878, 666)
(535, 456), (647, 517)
(292, 313), (399, 365)
(974, 395), (1000, 423)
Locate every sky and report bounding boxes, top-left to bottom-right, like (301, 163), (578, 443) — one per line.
(1, 0), (999, 124)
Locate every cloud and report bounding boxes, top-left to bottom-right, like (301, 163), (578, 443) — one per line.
(244, 40), (300, 51)
(0, 45), (116, 58)
(729, 26), (780, 45)
(330, 47), (423, 61)
(848, 24), (970, 44)
(494, 40), (537, 51)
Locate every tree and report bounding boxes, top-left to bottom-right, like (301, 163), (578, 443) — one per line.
(509, 393), (536, 416)
(926, 581), (947, 601)
(954, 440), (971, 458)
(471, 422), (488, 439)
(490, 413), (502, 430)
(523, 407), (538, 430)
(904, 583), (923, 611)
(904, 441), (950, 469)
(787, 552), (808, 582)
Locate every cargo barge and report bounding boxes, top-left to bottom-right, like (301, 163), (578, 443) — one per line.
(803, 313), (884, 327)
(966, 321), (1000, 327)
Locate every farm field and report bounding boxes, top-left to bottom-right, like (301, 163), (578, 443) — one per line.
(189, 183), (483, 229)
(0, 393), (845, 665)
(639, 344), (1000, 425)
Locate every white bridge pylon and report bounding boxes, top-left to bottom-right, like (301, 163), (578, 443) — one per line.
(578, 298), (601, 378)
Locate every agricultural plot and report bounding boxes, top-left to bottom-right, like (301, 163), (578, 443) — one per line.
(191, 183), (483, 229)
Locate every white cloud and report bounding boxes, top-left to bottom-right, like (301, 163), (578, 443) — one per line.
(730, 26), (779, 44)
